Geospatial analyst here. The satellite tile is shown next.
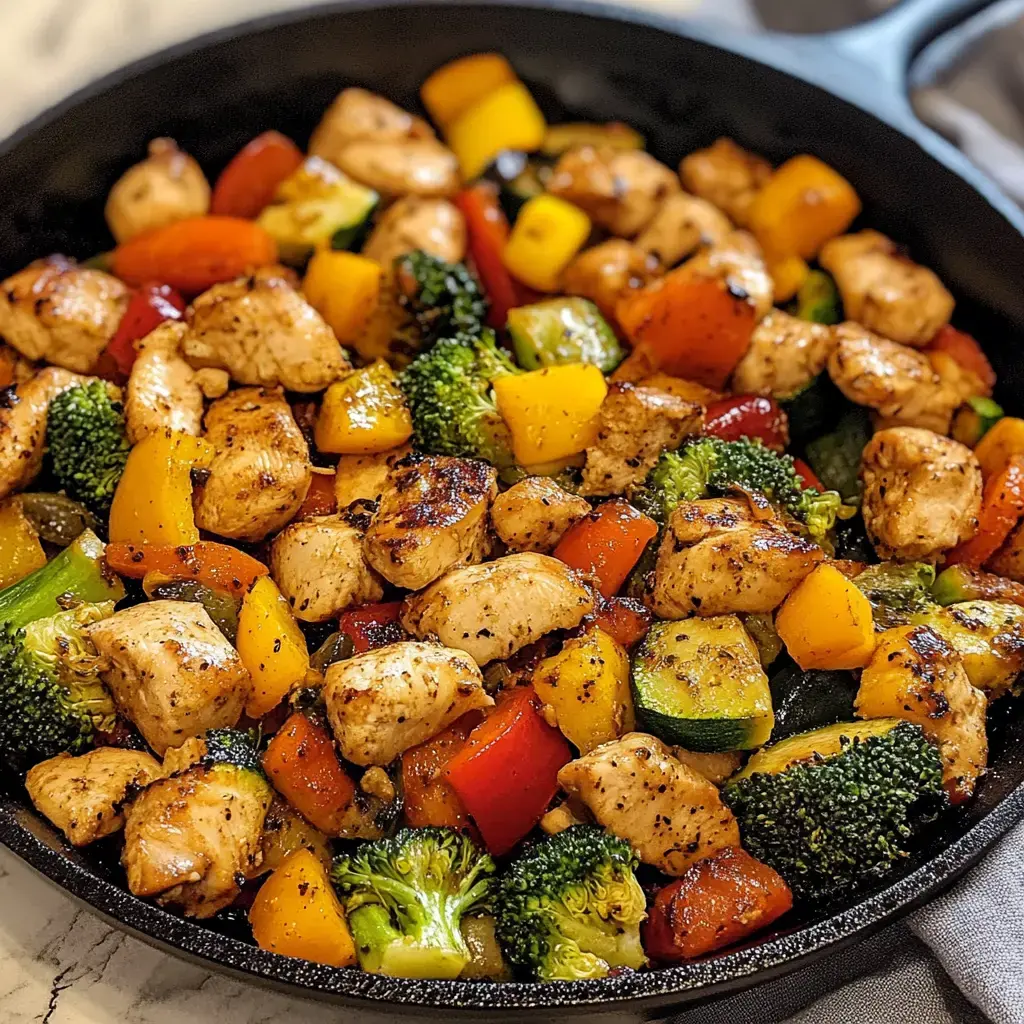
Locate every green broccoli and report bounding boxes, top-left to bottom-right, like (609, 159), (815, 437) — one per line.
(395, 250), (488, 347)
(723, 719), (945, 902)
(853, 562), (938, 628)
(331, 826), (495, 979)
(201, 727), (265, 775)
(399, 330), (520, 468)
(494, 825), (647, 982)
(0, 602), (117, 771)
(47, 380), (131, 516)
(632, 437), (846, 545)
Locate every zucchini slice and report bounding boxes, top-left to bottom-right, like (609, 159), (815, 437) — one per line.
(631, 616), (774, 752)
(507, 297), (623, 372)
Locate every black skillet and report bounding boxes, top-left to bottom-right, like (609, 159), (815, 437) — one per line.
(1, 0), (1024, 1019)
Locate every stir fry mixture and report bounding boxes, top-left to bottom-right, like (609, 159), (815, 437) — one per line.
(1, 52), (1022, 983)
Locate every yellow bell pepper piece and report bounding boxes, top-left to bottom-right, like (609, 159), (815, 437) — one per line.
(421, 53), (517, 129)
(974, 417), (1024, 479)
(0, 500), (46, 589)
(303, 250), (382, 346)
(533, 627), (634, 753)
(768, 254), (810, 304)
(493, 363), (606, 465)
(314, 361), (414, 455)
(238, 575), (310, 719)
(748, 154), (862, 260)
(447, 81), (547, 181)
(108, 430), (214, 546)
(502, 195), (591, 293)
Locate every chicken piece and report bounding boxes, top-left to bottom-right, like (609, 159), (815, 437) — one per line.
(193, 387), (311, 542)
(671, 748), (744, 787)
(580, 382), (704, 497)
(89, 601), (251, 755)
(857, 625), (988, 803)
(161, 736), (209, 777)
(648, 498), (824, 618)
(26, 748), (162, 847)
(362, 196), (467, 268)
(270, 512), (384, 622)
(0, 341), (35, 387)
(401, 552), (595, 665)
(547, 147), (680, 237)
(826, 322), (960, 434)
(560, 239), (661, 323)
(323, 641), (492, 765)
(333, 446), (412, 509)
(125, 321), (205, 442)
(122, 761), (270, 918)
(819, 230), (954, 347)
(679, 138), (773, 226)
(730, 309), (837, 398)
(634, 191), (732, 268)
(558, 733), (741, 875)
(334, 139), (460, 198)
(678, 230), (774, 321)
(363, 454), (497, 591)
(0, 366), (92, 499)
(184, 268), (350, 392)
(105, 137), (211, 244)
(0, 256), (129, 373)
(309, 87), (435, 166)
(491, 477), (592, 553)
(860, 427), (982, 562)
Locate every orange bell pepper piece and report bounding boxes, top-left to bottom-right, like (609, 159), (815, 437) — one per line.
(946, 455), (1024, 569)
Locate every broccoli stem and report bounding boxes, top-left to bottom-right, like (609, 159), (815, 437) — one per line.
(348, 903), (469, 979)
(0, 530), (124, 629)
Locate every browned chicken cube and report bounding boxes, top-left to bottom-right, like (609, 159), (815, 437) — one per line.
(679, 138), (772, 226)
(560, 239), (661, 322)
(634, 191), (732, 267)
(731, 309), (837, 398)
(491, 477), (592, 553)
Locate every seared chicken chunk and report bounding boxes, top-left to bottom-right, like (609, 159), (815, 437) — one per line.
(580, 382), (704, 496)
(634, 191), (732, 267)
(679, 230), (774, 321)
(558, 733), (741, 874)
(679, 137), (772, 226)
(334, 446), (412, 509)
(0, 257), (129, 373)
(0, 366), (91, 499)
(648, 498), (824, 618)
(89, 601), (251, 755)
(860, 427), (982, 562)
(184, 268), (350, 392)
(826, 322), (960, 434)
(363, 454), (497, 591)
(122, 761), (270, 918)
(270, 512), (384, 622)
(820, 230), (954, 347)
(491, 477), (591, 553)
(26, 748), (162, 847)
(400, 552), (595, 665)
(362, 196), (467, 267)
(548, 147), (680, 237)
(731, 309), (837, 398)
(334, 139), (460, 198)
(193, 387), (312, 542)
(323, 641), (492, 765)
(560, 239), (661, 322)
(857, 625), (987, 802)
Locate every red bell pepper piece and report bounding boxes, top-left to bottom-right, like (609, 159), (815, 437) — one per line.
(704, 395), (790, 452)
(643, 847), (793, 963)
(444, 686), (571, 855)
(945, 455), (1024, 569)
(211, 130), (305, 219)
(105, 540), (268, 597)
(102, 282), (186, 380)
(553, 499), (658, 599)
(592, 595), (653, 648)
(456, 184), (524, 330)
(337, 601), (405, 654)
(792, 457), (824, 493)
(926, 324), (996, 397)
(295, 472), (338, 520)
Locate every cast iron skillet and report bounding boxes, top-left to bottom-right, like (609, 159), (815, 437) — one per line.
(2, 0), (1024, 1018)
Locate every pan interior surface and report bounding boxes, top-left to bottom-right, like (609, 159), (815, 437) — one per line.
(1, 1), (1023, 1015)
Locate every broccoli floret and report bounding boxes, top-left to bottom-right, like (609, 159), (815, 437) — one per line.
(633, 437), (846, 545)
(494, 825), (647, 982)
(399, 330), (520, 467)
(47, 381), (131, 516)
(0, 602), (117, 771)
(396, 250), (488, 347)
(201, 728), (264, 775)
(331, 826), (495, 979)
(723, 720), (945, 902)
(853, 562), (938, 628)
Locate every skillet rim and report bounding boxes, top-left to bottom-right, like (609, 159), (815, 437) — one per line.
(1, 0), (1024, 1013)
